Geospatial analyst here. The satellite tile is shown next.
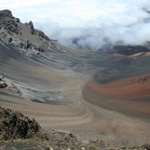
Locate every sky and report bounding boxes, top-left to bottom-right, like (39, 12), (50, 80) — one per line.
(0, 0), (150, 50)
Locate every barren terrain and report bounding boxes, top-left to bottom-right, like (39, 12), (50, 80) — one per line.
(0, 12), (150, 147)
(0, 43), (150, 147)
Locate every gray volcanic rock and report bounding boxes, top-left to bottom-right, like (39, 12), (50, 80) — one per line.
(0, 9), (62, 56)
(36, 29), (50, 41)
(0, 10), (13, 18)
(0, 10), (19, 34)
(29, 21), (35, 35)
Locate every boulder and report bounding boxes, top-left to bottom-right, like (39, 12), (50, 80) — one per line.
(0, 83), (8, 89)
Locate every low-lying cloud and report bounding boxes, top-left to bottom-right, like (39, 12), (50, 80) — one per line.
(34, 0), (150, 51)
(38, 21), (150, 51)
(1, 0), (150, 51)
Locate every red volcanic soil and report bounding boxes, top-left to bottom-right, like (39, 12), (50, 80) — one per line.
(83, 74), (150, 120)
(87, 74), (150, 99)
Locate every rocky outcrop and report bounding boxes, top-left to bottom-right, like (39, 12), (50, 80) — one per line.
(29, 21), (35, 35)
(0, 106), (41, 140)
(0, 76), (8, 89)
(0, 75), (21, 95)
(0, 83), (8, 89)
(0, 10), (19, 34)
(0, 10), (13, 18)
(36, 29), (50, 41)
(0, 9), (59, 56)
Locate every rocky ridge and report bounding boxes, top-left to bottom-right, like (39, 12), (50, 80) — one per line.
(0, 10), (61, 56)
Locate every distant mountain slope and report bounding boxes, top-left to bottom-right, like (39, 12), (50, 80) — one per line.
(113, 45), (150, 55)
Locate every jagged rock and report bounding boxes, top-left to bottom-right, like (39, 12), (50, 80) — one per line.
(37, 30), (50, 41)
(0, 9), (60, 56)
(29, 21), (35, 35)
(0, 10), (13, 18)
(0, 10), (19, 34)
(0, 106), (41, 140)
(4, 22), (19, 34)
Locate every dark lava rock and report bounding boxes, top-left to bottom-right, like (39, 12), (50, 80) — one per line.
(0, 83), (8, 89)
(38, 47), (45, 52)
(0, 106), (41, 140)
(20, 42), (25, 49)
(8, 37), (13, 43)
(26, 40), (32, 49)
(113, 45), (150, 55)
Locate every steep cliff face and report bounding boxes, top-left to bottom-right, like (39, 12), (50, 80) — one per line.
(0, 10), (61, 56)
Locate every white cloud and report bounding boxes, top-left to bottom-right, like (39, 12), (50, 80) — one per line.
(0, 0), (150, 50)
(0, 0), (149, 27)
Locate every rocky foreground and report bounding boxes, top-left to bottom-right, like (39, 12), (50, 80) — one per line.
(0, 106), (150, 150)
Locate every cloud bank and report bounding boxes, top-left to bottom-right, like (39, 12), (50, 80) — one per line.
(0, 0), (150, 50)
